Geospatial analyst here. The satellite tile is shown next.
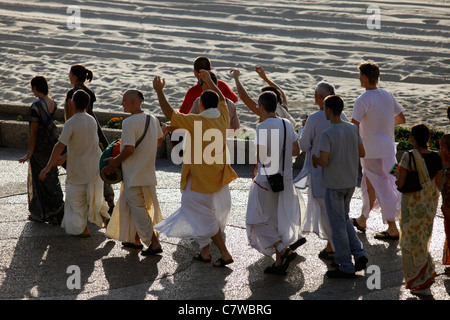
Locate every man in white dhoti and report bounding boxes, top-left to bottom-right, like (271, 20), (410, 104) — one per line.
(351, 60), (406, 240)
(295, 81), (348, 260)
(39, 90), (110, 236)
(153, 70), (238, 267)
(104, 90), (164, 255)
(246, 91), (302, 275)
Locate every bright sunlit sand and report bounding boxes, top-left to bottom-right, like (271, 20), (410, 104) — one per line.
(0, 0), (449, 131)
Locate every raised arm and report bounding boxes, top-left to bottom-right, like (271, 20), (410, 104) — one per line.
(153, 76), (174, 121)
(199, 69), (224, 102)
(230, 68), (260, 116)
(255, 65), (288, 110)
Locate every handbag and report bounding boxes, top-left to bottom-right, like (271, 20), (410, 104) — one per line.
(397, 151), (423, 193)
(262, 119), (286, 192)
(100, 114), (150, 184)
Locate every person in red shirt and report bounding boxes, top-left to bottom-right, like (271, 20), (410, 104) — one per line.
(179, 56), (237, 114)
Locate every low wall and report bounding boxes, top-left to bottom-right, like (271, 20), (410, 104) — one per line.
(0, 103), (306, 168)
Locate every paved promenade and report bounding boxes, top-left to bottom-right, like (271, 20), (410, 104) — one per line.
(1, 146), (450, 302)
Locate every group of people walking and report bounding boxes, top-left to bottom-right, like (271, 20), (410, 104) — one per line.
(19, 57), (449, 296)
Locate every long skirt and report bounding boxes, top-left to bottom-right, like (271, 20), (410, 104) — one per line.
(400, 182), (439, 290)
(106, 183), (162, 247)
(62, 175), (110, 235)
(154, 177), (231, 250)
(246, 178), (302, 256)
(28, 134), (64, 224)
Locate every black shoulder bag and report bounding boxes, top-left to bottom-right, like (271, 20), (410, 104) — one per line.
(397, 151), (423, 193)
(262, 119), (286, 192)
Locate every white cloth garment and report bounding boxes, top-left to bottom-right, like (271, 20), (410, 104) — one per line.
(58, 112), (102, 185)
(360, 156), (401, 223)
(62, 175), (110, 235)
(246, 177), (303, 256)
(154, 177), (232, 249)
(352, 88), (404, 159)
(301, 187), (333, 243)
(106, 183), (163, 247)
(276, 105), (296, 127)
(247, 116), (304, 256)
(120, 113), (163, 187)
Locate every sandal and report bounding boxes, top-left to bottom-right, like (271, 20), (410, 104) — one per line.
(289, 237), (307, 251)
(122, 242), (144, 249)
(47, 216), (62, 225)
(352, 218), (366, 233)
(318, 248), (334, 260)
(193, 253), (211, 263)
(264, 263), (288, 275)
(280, 250), (297, 266)
(28, 215), (45, 223)
(375, 231), (399, 240)
(141, 247), (163, 256)
(213, 257), (234, 268)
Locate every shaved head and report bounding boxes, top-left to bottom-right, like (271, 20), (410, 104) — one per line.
(122, 89), (145, 113)
(124, 89), (145, 104)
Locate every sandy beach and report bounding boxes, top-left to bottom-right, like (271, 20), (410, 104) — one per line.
(0, 0), (449, 131)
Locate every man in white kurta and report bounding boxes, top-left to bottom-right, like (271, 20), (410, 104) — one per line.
(295, 81), (348, 258)
(351, 60), (405, 239)
(40, 90), (110, 236)
(246, 91), (302, 275)
(105, 90), (164, 255)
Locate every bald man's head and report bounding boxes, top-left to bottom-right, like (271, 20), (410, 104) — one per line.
(124, 89), (144, 103)
(122, 89), (145, 113)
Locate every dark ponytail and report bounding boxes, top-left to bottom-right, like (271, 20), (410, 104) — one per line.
(85, 68), (93, 83)
(70, 64), (94, 83)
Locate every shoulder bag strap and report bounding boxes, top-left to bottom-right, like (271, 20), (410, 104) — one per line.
(409, 151), (417, 172)
(281, 118), (286, 174)
(135, 115), (150, 148)
(262, 118), (287, 174)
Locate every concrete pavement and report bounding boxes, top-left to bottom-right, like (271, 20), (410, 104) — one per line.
(1, 146), (450, 302)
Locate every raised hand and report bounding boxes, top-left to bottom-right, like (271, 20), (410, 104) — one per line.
(229, 68), (241, 78)
(153, 76), (165, 92)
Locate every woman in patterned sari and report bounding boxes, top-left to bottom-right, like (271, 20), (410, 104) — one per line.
(19, 76), (65, 224)
(396, 123), (442, 296)
(439, 134), (450, 274)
